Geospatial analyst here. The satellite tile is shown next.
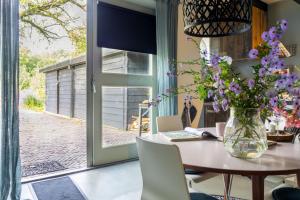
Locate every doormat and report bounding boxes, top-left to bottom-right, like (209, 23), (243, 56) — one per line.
(31, 176), (86, 200)
(22, 161), (66, 177)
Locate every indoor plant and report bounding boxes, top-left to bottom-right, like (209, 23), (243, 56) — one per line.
(152, 19), (300, 159)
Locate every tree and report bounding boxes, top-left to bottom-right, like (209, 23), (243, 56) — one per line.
(19, 48), (55, 90)
(20, 0), (86, 54)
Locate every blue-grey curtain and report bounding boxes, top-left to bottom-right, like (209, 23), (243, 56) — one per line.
(156, 0), (179, 116)
(0, 0), (21, 199)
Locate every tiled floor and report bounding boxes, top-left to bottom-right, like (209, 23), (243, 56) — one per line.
(21, 161), (296, 200)
(21, 161), (142, 200)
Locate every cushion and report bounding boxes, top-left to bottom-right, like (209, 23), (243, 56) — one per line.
(272, 187), (300, 200)
(190, 193), (217, 200)
(185, 168), (201, 175)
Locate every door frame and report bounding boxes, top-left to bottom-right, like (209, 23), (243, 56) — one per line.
(86, 0), (157, 167)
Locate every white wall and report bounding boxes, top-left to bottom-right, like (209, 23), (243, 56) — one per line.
(177, 4), (204, 127)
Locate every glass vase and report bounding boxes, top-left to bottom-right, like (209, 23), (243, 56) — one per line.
(224, 108), (268, 159)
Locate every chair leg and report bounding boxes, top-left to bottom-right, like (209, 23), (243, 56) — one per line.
(223, 174), (233, 200)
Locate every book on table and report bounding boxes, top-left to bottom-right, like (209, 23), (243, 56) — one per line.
(161, 127), (218, 142)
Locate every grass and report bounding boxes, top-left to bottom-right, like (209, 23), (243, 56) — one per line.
(23, 95), (44, 112)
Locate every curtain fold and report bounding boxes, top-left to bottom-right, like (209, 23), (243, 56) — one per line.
(0, 0), (21, 199)
(156, 0), (179, 116)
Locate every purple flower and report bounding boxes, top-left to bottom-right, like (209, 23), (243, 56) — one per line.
(271, 58), (279, 67)
(261, 56), (270, 66)
(201, 49), (208, 58)
(213, 95), (218, 102)
(281, 74), (288, 80)
(278, 60), (286, 69)
(293, 99), (300, 109)
(272, 60), (285, 71)
(261, 31), (270, 42)
(269, 97), (278, 107)
(207, 90), (213, 98)
(249, 48), (259, 59)
(213, 74), (220, 81)
(229, 81), (241, 95)
(213, 101), (220, 112)
(259, 67), (266, 77)
(268, 40), (279, 48)
(275, 79), (286, 90)
(219, 88), (225, 97)
(222, 99), (229, 111)
(270, 54), (279, 63)
(272, 45), (280, 53)
(269, 27), (278, 40)
(211, 55), (220, 66)
(289, 73), (298, 82)
(229, 82), (236, 91)
(280, 19), (288, 32)
(285, 80), (293, 90)
(248, 79), (255, 89)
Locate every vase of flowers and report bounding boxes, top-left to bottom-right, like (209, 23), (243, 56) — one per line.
(151, 19), (299, 159)
(224, 107), (267, 158)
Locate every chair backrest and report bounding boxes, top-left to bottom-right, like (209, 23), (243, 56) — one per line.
(136, 137), (190, 200)
(156, 115), (183, 132)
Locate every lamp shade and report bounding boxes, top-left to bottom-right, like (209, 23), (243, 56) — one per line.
(183, 0), (252, 37)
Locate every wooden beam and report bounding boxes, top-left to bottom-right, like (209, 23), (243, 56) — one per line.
(253, 0), (268, 11)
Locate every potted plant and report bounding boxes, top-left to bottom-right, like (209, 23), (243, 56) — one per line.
(151, 19), (300, 159)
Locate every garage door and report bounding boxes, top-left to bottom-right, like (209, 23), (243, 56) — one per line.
(73, 66), (86, 119)
(58, 69), (72, 116)
(45, 71), (58, 113)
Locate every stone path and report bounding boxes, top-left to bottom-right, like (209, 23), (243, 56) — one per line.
(20, 109), (87, 177)
(20, 109), (145, 178)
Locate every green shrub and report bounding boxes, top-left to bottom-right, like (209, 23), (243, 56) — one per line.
(23, 95), (44, 111)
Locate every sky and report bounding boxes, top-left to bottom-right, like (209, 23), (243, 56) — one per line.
(21, 2), (86, 56)
(22, 31), (75, 55)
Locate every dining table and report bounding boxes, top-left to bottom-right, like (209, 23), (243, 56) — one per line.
(146, 127), (300, 200)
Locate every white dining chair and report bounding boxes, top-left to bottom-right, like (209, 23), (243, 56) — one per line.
(266, 138), (300, 185)
(156, 115), (184, 132)
(156, 115), (217, 187)
(136, 137), (217, 200)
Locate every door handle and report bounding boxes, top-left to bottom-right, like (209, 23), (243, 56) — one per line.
(92, 79), (96, 93)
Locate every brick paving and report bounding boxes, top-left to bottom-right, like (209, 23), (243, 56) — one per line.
(20, 109), (146, 178)
(20, 109), (87, 178)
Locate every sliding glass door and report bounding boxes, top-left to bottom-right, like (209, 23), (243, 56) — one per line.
(87, 0), (156, 165)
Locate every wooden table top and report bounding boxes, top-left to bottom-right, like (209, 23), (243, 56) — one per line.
(146, 127), (300, 176)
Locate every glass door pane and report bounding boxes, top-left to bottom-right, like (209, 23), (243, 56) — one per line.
(88, 0), (157, 166)
(102, 86), (151, 147)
